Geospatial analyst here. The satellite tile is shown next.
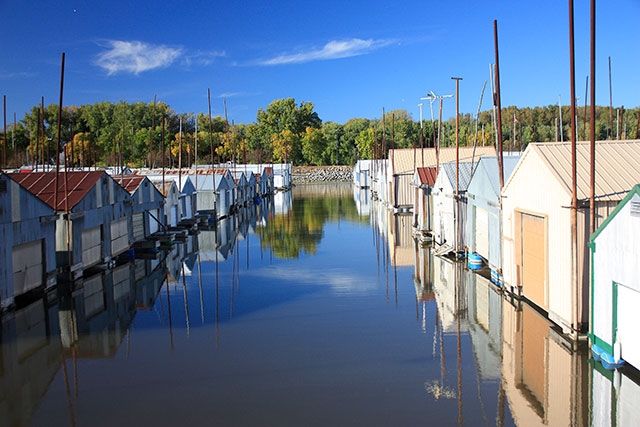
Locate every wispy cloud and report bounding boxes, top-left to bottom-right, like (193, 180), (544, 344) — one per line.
(259, 38), (393, 66)
(95, 40), (182, 75)
(0, 71), (37, 80)
(182, 50), (227, 67)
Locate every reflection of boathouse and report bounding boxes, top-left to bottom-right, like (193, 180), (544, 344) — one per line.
(501, 300), (588, 426)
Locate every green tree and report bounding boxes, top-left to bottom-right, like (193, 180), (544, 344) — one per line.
(301, 126), (326, 165)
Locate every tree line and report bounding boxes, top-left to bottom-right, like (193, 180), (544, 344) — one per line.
(1, 97), (638, 169)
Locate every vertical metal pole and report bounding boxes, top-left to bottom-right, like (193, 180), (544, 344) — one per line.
(608, 56), (613, 139)
(54, 53), (65, 211)
(2, 95), (6, 170)
(452, 77), (462, 254)
(150, 95), (156, 168)
(452, 77), (462, 198)
(437, 99), (443, 176)
(493, 20), (504, 189)
(584, 76), (589, 141)
(569, 0), (579, 337)
(590, 1), (596, 234)
(41, 97), (46, 170)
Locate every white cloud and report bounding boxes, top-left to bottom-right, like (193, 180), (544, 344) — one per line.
(95, 40), (182, 75)
(183, 50), (227, 67)
(259, 38), (392, 66)
(246, 265), (377, 295)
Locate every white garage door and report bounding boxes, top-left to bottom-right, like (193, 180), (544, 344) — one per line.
(82, 226), (102, 267)
(111, 217), (129, 256)
(12, 240), (43, 294)
(132, 213), (145, 242)
(475, 206), (489, 258)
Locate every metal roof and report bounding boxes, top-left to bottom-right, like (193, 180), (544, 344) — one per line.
(472, 155), (521, 197)
(511, 140), (640, 202)
(439, 161), (477, 192)
(416, 167), (438, 187)
(7, 171), (106, 211)
(119, 175), (146, 194)
(388, 146), (497, 176)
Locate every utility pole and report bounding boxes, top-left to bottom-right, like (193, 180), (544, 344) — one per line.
(421, 91), (452, 170)
(452, 76), (462, 255)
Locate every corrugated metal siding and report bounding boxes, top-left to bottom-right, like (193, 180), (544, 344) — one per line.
(84, 274), (104, 318)
(112, 264), (131, 301)
(525, 140), (640, 202)
(110, 217), (129, 256)
(82, 226), (102, 267)
(132, 213), (145, 242)
(12, 240), (43, 294)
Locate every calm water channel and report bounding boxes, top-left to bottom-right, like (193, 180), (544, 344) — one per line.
(2, 183), (639, 426)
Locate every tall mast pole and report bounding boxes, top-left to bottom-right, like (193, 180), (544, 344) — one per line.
(149, 95), (156, 168)
(452, 77), (462, 254)
(569, 0), (579, 338)
(493, 20), (504, 189)
(589, 1), (597, 234)
(2, 95), (6, 170)
(608, 56), (613, 139)
(54, 53), (65, 211)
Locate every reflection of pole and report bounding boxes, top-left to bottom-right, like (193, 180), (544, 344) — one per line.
(215, 222), (220, 348)
(61, 350), (77, 427)
(197, 253), (205, 324)
(181, 263), (190, 336)
(166, 276), (174, 350)
(456, 264), (463, 426)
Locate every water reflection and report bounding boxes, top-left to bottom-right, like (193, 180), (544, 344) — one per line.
(1, 184), (639, 425)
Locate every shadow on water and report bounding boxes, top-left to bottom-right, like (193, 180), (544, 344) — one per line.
(2, 183), (640, 425)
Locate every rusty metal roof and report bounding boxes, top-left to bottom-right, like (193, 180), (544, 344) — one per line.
(416, 167), (438, 187)
(7, 171), (106, 211)
(119, 175), (146, 194)
(518, 140), (640, 202)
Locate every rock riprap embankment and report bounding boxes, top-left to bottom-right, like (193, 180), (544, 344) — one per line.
(291, 166), (352, 183)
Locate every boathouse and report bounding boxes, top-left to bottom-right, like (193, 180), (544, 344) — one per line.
(411, 166), (438, 241)
(431, 161), (477, 252)
(353, 159), (372, 188)
(177, 175), (198, 226)
(246, 171), (257, 202)
(119, 175), (165, 243)
(215, 169), (236, 217)
(9, 171), (133, 279)
(501, 300), (587, 426)
(465, 155), (520, 283)
(501, 140), (640, 336)
(384, 146), (495, 212)
(0, 173), (57, 308)
(231, 170), (249, 208)
(256, 169), (270, 197)
(588, 184), (640, 370)
(149, 177), (179, 228)
(271, 163), (292, 191)
(194, 169), (235, 219)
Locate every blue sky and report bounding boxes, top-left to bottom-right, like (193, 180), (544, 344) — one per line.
(1, 0), (639, 125)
